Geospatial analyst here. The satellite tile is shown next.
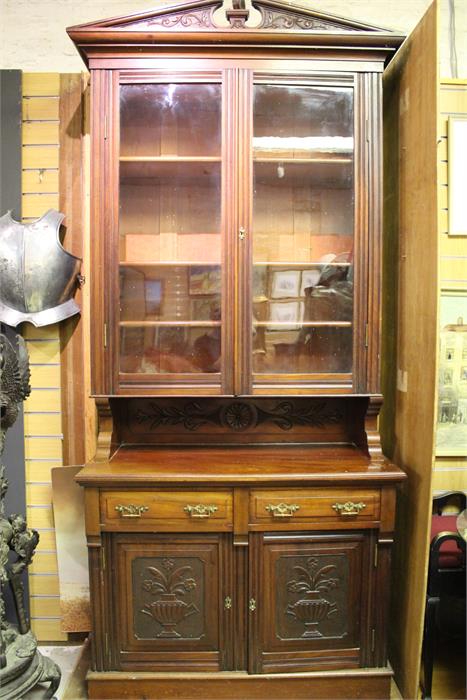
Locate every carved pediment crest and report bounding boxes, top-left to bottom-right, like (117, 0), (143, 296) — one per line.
(68, 0), (399, 36)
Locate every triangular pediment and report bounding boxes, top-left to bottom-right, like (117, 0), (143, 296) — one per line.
(68, 0), (400, 36)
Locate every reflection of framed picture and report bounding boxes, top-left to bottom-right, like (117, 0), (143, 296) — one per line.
(268, 301), (303, 329)
(448, 116), (467, 235)
(145, 279), (163, 316)
(189, 265), (221, 295)
(436, 290), (467, 456)
(190, 296), (221, 321)
(300, 268), (321, 296)
(271, 270), (301, 299)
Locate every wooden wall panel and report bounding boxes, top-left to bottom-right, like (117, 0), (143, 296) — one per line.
(381, 3), (439, 698)
(22, 73), (66, 642)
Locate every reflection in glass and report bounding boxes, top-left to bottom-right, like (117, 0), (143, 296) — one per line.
(120, 326), (221, 375)
(120, 84), (221, 158)
(120, 265), (221, 323)
(252, 84), (354, 375)
(119, 163), (221, 264)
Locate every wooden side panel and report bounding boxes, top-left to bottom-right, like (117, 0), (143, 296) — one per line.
(21, 73), (66, 642)
(381, 4), (439, 698)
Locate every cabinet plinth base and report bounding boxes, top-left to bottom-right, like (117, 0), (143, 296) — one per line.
(87, 667), (393, 699)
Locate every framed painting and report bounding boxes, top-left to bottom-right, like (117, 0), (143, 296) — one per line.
(448, 116), (467, 236)
(436, 290), (467, 456)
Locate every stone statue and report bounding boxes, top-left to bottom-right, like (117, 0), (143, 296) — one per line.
(0, 331), (61, 699)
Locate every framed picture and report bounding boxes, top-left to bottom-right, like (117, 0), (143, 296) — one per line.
(271, 270), (301, 299)
(189, 265), (221, 295)
(436, 290), (467, 456)
(448, 116), (467, 236)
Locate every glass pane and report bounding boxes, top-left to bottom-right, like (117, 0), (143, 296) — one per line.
(252, 84), (354, 376)
(118, 83), (222, 377)
(120, 265), (221, 323)
(120, 325), (221, 375)
(120, 84), (221, 157)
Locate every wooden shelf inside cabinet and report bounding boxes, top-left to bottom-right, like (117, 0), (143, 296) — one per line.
(119, 156), (222, 162)
(253, 156), (353, 164)
(119, 321), (221, 327)
(119, 261), (221, 267)
(119, 158), (221, 181)
(253, 321), (352, 327)
(254, 160), (352, 186)
(253, 261), (352, 267)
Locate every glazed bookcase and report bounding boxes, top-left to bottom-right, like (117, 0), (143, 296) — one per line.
(68, 2), (406, 698)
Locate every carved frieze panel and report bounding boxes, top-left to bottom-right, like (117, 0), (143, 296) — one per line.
(128, 398), (343, 432)
(112, 396), (356, 445)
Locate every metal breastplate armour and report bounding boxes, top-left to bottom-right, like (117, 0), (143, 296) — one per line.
(0, 210), (81, 327)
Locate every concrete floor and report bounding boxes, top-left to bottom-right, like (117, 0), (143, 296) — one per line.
(23, 645), (84, 699)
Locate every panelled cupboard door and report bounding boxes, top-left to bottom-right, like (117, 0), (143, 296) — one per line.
(248, 532), (373, 673)
(111, 533), (234, 671)
(98, 65), (378, 395)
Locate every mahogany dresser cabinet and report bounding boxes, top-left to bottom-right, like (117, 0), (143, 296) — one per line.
(67, 2), (406, 698)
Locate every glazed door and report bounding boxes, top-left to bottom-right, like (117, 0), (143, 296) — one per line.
(111, 533), (234, 671)
(95, 67), (378, 396)
(248, 532), (373, 673)
(115, 72), (234, 394)
(236, 73), (371, 395)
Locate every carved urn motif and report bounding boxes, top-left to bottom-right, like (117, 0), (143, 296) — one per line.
(285, 557), (339, 638)
(141, 558), (199, 638)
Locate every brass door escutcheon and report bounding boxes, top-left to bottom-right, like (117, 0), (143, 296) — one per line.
(183, 504), (218, 518)
(114, 504), (149, 518)
(332, 501), (367, 516)
(265, 503), (300, 518)
(249, 598), (256, 612)
(224, 596), (232, 610)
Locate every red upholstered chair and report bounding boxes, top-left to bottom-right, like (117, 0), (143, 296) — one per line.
(421, 492), (466, 700)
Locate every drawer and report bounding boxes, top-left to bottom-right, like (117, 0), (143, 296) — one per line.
(101, 490), (233, 531)
(249, 488), (380, 530)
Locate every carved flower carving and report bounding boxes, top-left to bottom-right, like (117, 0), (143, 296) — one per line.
(220, 402), (256, 431)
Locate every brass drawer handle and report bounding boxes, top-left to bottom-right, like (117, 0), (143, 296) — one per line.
(184, 504), (218, 518)
(265, 503), (300, 518)
(332, 501), (367, 517)
(115, 504), (149, 518)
